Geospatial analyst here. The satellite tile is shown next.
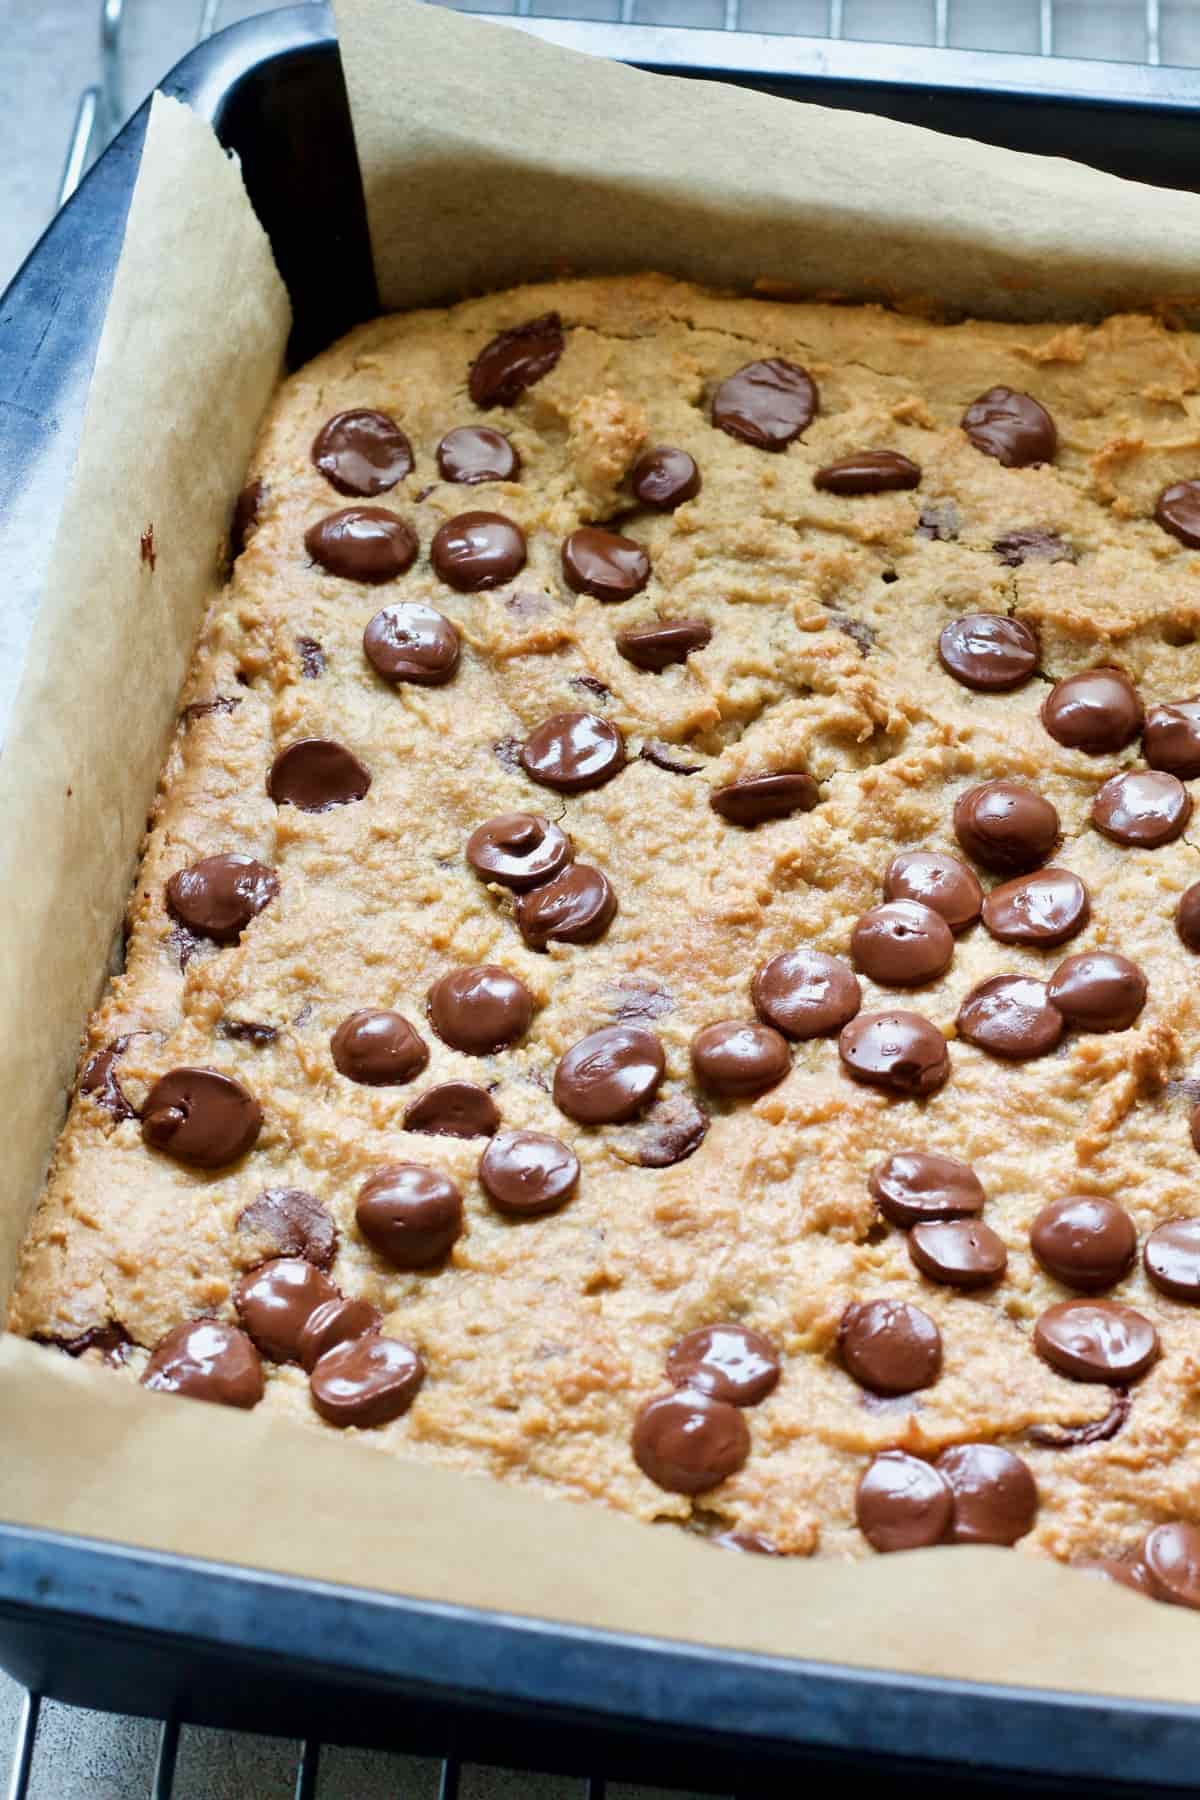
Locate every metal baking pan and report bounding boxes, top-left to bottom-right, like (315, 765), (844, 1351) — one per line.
(5, 7), (1200, 1790)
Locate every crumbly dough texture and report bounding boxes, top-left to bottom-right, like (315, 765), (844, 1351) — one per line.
(12, 273), (1200, 1563)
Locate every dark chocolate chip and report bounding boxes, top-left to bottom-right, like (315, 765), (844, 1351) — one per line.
(468, 313), (563, 409)
(869, 1150), (986, 1228)
(666, 1324), (780, 1406)
(561, 527), (650, 602)
(1143, 700), (1200, 778)
(850, 900), (954, 987)
(710, 772), (818, 827)
(166, 853), (278, 944)
(331, 1010), (428, 1086)
(1144, 1217), (1200, 1301)
(183, 694), (242, 726)
(311, 409), (413, 497)
(981, 868), (1089, 948)
(884, 851), (982, 933)
(80, 1036), (137, 1122)
(957, 974), (1063, 1060)
(962, 387), (1056, 467)
(839, 1299), (942, 1395)
(629, 1095), (709, 1168)
(1046, 952), (1147, 1032)
(141, 1067), (262, 1168)
(752, 948), (861, 1040)
(297, 1297), (381, 1372)
(305, 507), (418, 583)
(690, 1020), (790, 1099)
(909, 1218), (1007, 1288)
(856, 1450), (952, 1552)
(297, 636), (326, 678)
(1031, 1196), (1137, 1291)
(41, 1323), (133, 1365)
(616, 619), (711, 672)
(1034, 1299), (1159, 1383)
(570, 674), (611, 701)
(479, 1130), (580, 1216)
(554, 1024), (665, 1125)
(235, 1188), (337, 1269)
(427, 965), (533, 1054)
(403, 1081), (500, 1138)
(515, 863), (617, 950)
(1041, 669), (1143, 754)
(467, 813), (574, 890)
(437, 426), (520, 484)
(363, 602), (460, 684)
(1092, 769), (1192, 847)
(431, 511), (527, 591)
(992, 529), (1074, 567)
(712, 359), (817, 451)
(1141, 1523), (1200, 1608)
(220, 1019), (278, 1046)
(641, 740), (702, 776)
(632, 1390), (750, 1493)
(837, 1012), (950, 1095)
(268, 739), (370, 812)
(953, 780), (1059, 874)
(936, 1444), (1037, 1546)
(1155, 480), (1200, 548)
(814, 450), (920, 494)
(356, 1163), (463, 1267)
(632, 445), (701, 510)
(520, 712), (626, 793)
(938, 614), (1039, 691)
(1028, 1387), (1130, 1448)
(309, 1334), (425, 1428)
(234, 1257), (339, 1364)
(230, 479), (263, 559)
(142, 1319), (263, 1408)
(167, 921), (201, 970)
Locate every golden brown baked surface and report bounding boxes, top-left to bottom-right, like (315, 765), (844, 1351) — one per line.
(13, 273), (1200, 1580)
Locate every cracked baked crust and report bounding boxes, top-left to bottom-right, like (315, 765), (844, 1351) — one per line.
(12, 272), (1200, 1564)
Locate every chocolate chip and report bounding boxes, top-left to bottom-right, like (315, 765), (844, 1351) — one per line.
(711, 1531), (780, 1555)
(916, 501), (959, 542)
(837, 1011), (950, 1095)
(167, 921), (201, 970)
(839, 1299), (941, 1395)
(234, 1257), (340, 1363)
(962, 387), (1056, 467)
(467, 812), (574, 891)
(331, 1010), (428, 1086)
(752, 948), (861, 1039)
(469, 313), (563, 409)
(616, 619), (711, 671)
(311, 410), (413, 497)
(1028, 1387), (1130, 1448)
(220, 1019), (277, 1046)
(666, 1323), (780, 1406)
(632, 445), (701, 510)
(628, 1094), (709, 1168)
(80, 1037), (137, 1122)
(235, 1188), (337, 1269)
(183, 694), (242, 726)
(953, 780), (1059, 874)
(496, 737), (524, 770)
(909, 1218), (1007, 1288)
(356, 1163), (463, 1267)
(166, 854), (278, 944)
(936, 1444), (1038, 1546)
(437, 426), (520, 484)
(561, 527), (650, 602)
(1155, 480), (1200, 548)
(297, 1296), (381, 1372)
(41, 1323), (133, 1365)
(1031, 1196), (1136, 1291)
(1046, 952), (1147, 1032)
(554, 1024), (665, 1125)
(690, 1021), (790, 1099)
(938, 614), (1039, 691)
(520, 712), (625, 793)
(479, 1130), (580, 1216)
(1041, 669), (1143, 754)
(883, 851), (982, 933)
(832, 614), (876, 655)
(515, 864), (617, 950)
(850, 900), (954, 987)
(431, 511), (527, 591)
(297, 636), (326, 678)
(981, 867), (1090, 948)
(268, 739), (371, 812)
(640, 740), (702, 775)
(142, 1319), (263, 1408)
(1141, 1523), (1200, 1608)
(406, 1084), (499, 1144)
(305, 507), (418, 582)
(1143, 701), (1200, 778)
(856, 1451), (952, 1552)
(1144, 1217), (1200, 1300)
(428, 966), (533, 1054)
(1092, 768), (1191, 847)
(814, 450), (920, 494)
(710, 773), (818, 827)
(141, 1067), (262, 1168)
(869, 1150), (986, 1227)
(230, 480), (263, 559)
(309, 1334), (425, 1428)
(993, 529), (1074, 567)
(711, 359), (817, 451)
(363, 602), (461, 685)
(1035, 1299), (1159, 1383)
(1192, 1105), (1200, 1155)
(1078, 1552), (1152, 1591)
(957, 974), (1063, 1060)
(570, 674), (611, 702)
(632, 1390), (750, 1493)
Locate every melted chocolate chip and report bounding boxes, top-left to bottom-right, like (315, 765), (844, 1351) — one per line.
(962, 387), (1056, 467)
(297, 636), (326, 678)
(710, 773), (818, 827)
(141, 1067), (262, 1168)
(311, 410), (413, 497)
(1155, 480), (1200, 548)
(953, 780), (1059, 874)
(166, 853), (278, 944)
(1046, 952), (1147, 1033)
(1093, 768), (1192, 848)
(1031, 1196), (1137, 1291)
(856, 1451), (952, 1553)
(1143, 701), (1200, 778)
(437, 426), (520, 484)
(641, 740), (702, 776)
(993, 529), (1074, 567)
(331, 1010), (428, 1086)
(554, 1024), (665, 1125)
(42, 1323), (133, 1365)
(981, 868), (1090, 948)
(883, 851), (982, 933)
(403, 1082), (500, 1138)
(690, 1021), (790, 1099)
(561, 527), (651, 602)
(850, 900), (954, 987)
(309, 1334), (425, 1428)
(632, 1390), (750, 1493)
(1141, 1523), (1200, 1609)
(80, 1037), (137, 1122)
(230, 480), (263, 559)
(1143, 1217), (1200, 1300)
(467, 812), (573, 890)
(938, 614), (1039, 691)
(869, 1150), (985, 1227)
(837, 1011), (950, 1095)
(305, 507), (418, 582)
(1078, 1553), (1153, 1592)
(666, 1324), (780, 1407)
(297, 1296), (381, 1372)
(234, 1257), (339, 1364)
(632, 445), (701, 510)
(1034, 1299), (1159, 1383)
(469, 313), (563, 409)
(839, 1299), (942, 1395)
(909, 1219), (1007, 1288)
(936, 1444), (1038, 1546)
(711, 359), (817, 451)
(268, 740), (371, 812)
(479, 1130), (580, 1216)
(814, 450), (920, 494)
(616, 619), (711, 671)
(431, 511), (527, 591)
(142, 1320), (263, 1409)
(629, 1095), (709, 1168)
(520, 712), (626, 793)
(428, 965), (533, 1053)
(752, 948), (861, 1040)
(356, 1163), (463, 1267)
(515, 864), (617, 950)
(363, 602), (461, 685)
(1041, 669), (1143, 754)
(957, 974), (1063, 1060)
(235, 1188), (337, 1269)
(1028, 1387), (1130, 1448)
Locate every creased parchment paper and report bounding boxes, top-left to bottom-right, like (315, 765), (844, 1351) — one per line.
(2, 0), (1200, 1711)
